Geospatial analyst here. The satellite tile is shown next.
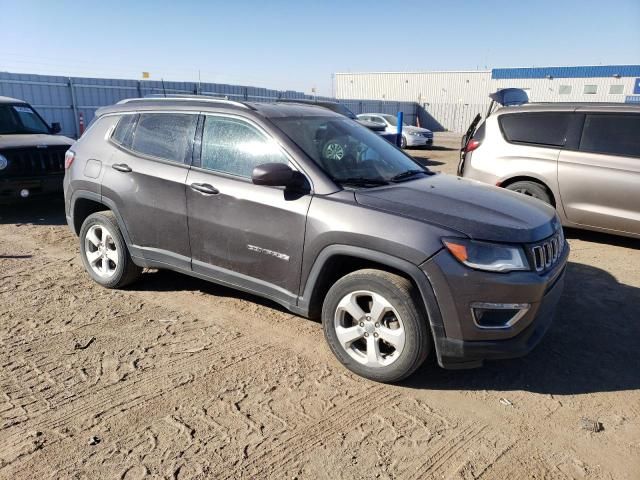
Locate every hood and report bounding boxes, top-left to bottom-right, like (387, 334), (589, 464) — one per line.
(0, 134), (74, 150)
(355, 174), (558, 243)
(403, 126), (432, 134)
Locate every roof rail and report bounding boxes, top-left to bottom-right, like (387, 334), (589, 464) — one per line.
(117, 95), (253, 110)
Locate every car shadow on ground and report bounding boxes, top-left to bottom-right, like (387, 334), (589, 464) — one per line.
(0, 197), (67, 226)
(128, 269), (292, 313)
(565, 227), (640, 250)
(422, 145), (458, 152)
(406, 260), (640, 395)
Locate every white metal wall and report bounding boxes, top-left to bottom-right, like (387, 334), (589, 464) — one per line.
(336, 71), (491, 103)
(492, 76), (636, 103)
(336, 70), (638, 131)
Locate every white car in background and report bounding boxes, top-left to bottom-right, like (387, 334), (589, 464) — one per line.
(357, 113), (433, 149)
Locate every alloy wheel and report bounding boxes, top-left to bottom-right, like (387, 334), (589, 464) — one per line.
(84, 224), (118, 278)
(333, 290), (406, 368)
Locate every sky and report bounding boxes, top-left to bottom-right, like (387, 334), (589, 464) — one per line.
(1, 0), (639, 96)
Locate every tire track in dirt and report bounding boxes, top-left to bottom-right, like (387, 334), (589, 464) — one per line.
(0, 337), (271, 469)
(407, 424), (487, 479)
(222, 385), (398, 479)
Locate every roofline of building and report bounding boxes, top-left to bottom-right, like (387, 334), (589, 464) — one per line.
(335, 64), (640, 79)
(335, 70), (491, 76)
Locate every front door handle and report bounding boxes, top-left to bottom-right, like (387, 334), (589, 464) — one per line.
(112, 163), (132, 173)
(190, 183), (219, 195)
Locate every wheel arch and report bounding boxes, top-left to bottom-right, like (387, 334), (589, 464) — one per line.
(70, 191), (133, 246)
(499, 175), (556, 207)
(299, 245), (444, 330)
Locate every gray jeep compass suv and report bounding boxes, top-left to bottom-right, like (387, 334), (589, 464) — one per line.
(64, 96), (568, 382)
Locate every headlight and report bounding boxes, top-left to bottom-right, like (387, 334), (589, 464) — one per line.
(0, 154), (7, 170)
(408, 131), (421, 136)
(443, 238), (529, 272)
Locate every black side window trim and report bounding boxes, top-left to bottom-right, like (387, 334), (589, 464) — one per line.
(191, 114), (205, 168)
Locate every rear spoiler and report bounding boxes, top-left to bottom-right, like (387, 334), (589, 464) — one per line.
(486, 88), (529, 119)
(489, 88), (529, 107)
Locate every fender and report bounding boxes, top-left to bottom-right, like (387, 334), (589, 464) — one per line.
(68, 189), (135, 253)
(297, 244), (445, 331)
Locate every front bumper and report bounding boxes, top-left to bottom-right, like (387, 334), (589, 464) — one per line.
(422, 242), (569, 369)
(406, 135), (433, 147)
(0, 175), (64, 202)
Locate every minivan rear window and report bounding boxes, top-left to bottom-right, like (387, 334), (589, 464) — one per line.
(499, 112), (571, 147)
(580, 114), (640, 158)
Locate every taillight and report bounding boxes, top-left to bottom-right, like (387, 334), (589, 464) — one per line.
(64, 150), (75, 169)
(465, 139), (481, 153)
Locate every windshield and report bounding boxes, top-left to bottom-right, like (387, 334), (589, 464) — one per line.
(272, 115), (430, 187)
(0, 104), (50, 134)
(381, 114), (408, 127)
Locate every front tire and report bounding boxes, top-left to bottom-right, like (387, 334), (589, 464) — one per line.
(400, 135), (408, 149)
(322, 269), (430, 383)
(79, 211), (142, 289)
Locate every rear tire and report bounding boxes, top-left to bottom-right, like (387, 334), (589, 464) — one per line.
(505, 180), (552, 206)
(79, 211), (142, 289)
(322, 269), (430, 383)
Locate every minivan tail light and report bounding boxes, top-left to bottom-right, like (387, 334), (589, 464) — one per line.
(465, 139), (481, 153)
(64, 150), (75, 169)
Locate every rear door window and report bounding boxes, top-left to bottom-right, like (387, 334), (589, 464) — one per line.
(579, 114), (640, 158)
(200, 115), (288, 178)
(130, 113), (197, 164)
(499, 112), (571, 147)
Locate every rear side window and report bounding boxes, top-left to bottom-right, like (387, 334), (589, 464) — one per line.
(130, 113), (197, 164)
(112, 114), (137, 148)
(200, 116), (288, 178)
(580, 114), (640, 158)
(499, 112), (571, 147)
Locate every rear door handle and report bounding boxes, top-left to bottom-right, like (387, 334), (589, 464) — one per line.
(112, 163), (132, 173)
(190, 183), (219, 195)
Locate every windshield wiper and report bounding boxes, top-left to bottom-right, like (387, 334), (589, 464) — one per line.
(390, 169), (429, 182)
(334, 177), (389, 187)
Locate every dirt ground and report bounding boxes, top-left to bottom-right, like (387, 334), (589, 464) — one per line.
(1, 133), (639, 479)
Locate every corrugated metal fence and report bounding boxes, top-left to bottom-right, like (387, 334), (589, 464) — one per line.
(0, 72), (418, 138)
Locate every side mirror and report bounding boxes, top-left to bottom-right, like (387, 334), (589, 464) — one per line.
(252, 163), (299, 188)
(50, 122), (61, 134)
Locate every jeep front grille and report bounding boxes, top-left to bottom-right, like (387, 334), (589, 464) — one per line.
(0, 147), (67, 177)
(530, 230), (565, 273)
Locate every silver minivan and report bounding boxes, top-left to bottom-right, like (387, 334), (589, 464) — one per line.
(459, 103), (640, 239)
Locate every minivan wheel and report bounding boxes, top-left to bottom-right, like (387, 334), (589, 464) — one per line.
(322, 269), (430, 383)
(505, 180), (552, 205)
(79, 211), (142, 289)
